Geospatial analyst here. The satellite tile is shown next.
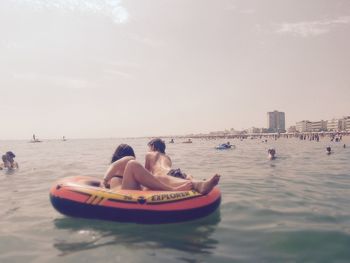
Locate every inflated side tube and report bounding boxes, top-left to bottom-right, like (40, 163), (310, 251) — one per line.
(50, 176), (221, 224)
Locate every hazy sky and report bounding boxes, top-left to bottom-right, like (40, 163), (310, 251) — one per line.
(1, 0), (349, 139)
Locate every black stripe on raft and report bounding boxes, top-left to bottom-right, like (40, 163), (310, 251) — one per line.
(50, 194), (221, 224)
(88, 196), (97, 204)
(145, 195), (201, 205)
(107, 198), (138, 204)
(69, 190), (92, 198)
(106, 195), (201, 205)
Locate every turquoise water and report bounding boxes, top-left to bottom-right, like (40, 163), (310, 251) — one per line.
(0, 137), (349, 263)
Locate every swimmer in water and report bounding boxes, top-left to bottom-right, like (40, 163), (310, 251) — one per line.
(218, 142), (231, 149)
(326, 146), (332, 155)
(268, 148), (276, 160)
(1, 151), (19, 169)
(183, 138), (192, 143)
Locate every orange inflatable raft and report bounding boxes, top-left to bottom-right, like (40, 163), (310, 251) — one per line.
(50, 176), (221, 224)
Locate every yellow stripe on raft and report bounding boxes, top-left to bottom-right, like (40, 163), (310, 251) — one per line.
(64, 182), (202, 204)
(66, 182), (135, 202)
(146, 190), (201, 204)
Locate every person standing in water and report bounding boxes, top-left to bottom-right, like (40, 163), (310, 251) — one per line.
(145, 138), (220, 195)
(268, 149), (276, 160)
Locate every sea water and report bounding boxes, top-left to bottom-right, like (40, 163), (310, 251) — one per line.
(0, 137), (349, 263)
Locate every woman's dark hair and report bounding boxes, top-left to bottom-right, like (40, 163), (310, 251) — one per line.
(148, 138), (166, 154)
(111, 144), (135, 163)
(6, 151), (15, 158)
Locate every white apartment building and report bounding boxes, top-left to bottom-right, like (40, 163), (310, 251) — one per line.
(327, 119), (341, 131)
(309, 120), (328, 132)
(345, 117), (350, 131)
(296, 120), (311, 132)
(248, 127), (261, 134)
(297, 116), (350, 132)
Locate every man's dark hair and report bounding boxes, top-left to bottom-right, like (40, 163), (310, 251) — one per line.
(148, 138), (166, 154)
(111, 144), (135, 163)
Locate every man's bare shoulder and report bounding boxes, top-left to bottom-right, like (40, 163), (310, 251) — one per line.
(146, 151), (159, 159)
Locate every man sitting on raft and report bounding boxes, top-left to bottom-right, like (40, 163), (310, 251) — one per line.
(145, 138), (220, 194)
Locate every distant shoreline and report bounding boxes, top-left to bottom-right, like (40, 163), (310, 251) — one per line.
(1, 131), (349, 141)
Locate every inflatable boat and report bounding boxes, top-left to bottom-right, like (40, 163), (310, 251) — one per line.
(215, 144), (233, 150)
(50, 176), (221, 224)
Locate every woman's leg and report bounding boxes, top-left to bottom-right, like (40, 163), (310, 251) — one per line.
(192, 174), (221, 195)
(158, 173), (221, 194)
(109, 177), (123, 190)
(155, 174), (202, 188)
(155, 174), (191, 187)
(122, 160), (192, 191)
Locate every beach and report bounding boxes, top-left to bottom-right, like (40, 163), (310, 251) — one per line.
(1, 136), (349, 262)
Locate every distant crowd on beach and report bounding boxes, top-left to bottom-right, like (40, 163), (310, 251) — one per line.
(168, 131), (348, 160)
(0, 133), (350, 177)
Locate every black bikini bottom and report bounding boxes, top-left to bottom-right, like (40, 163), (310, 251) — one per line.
(167, 168), (187, 179)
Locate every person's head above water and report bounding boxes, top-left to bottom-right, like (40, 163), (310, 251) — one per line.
(268, 149), (276, 155)
(2, 151), (16, 163)
(326, 146), (332, 153)
(148, 138), (166, 154)
(111, 144), (135, 163)
(6, 151), (15, 159)
(268, 149), (276, 160)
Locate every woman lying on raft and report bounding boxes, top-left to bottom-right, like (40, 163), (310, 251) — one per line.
(145, 138), (220, 194)
(102, 144), (220, 194)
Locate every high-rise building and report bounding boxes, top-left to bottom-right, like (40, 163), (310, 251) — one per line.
(267, 111), (285, 132)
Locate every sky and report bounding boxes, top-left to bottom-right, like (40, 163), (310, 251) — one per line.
(1, 0), (349, 140)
